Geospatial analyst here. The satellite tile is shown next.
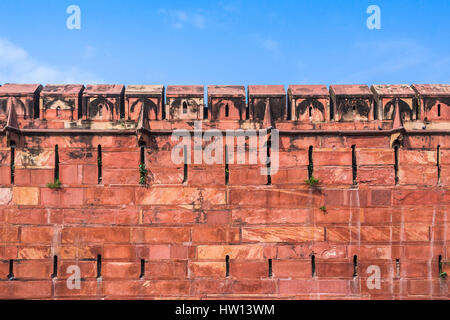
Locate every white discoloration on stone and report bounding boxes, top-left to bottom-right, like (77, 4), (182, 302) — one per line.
(0, 188), (12, 205)
(15, 149), (54, 168)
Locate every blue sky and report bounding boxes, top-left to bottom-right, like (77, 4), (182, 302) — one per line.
(0, 0), (449, 86)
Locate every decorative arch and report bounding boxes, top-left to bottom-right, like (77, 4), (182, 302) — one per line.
(384, 99), (413, 121)
(295, 98), (325, 120)
(89, 97), (114, 120)
(43, 98), (74, 111)
(337, 98), (370, 121)
(13, 98), (27, 119)
(131, 98), (158, 120)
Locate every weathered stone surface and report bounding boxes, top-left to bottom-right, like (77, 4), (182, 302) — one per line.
(0, 82), (448, 300)
(242, 227), (324, 243)
(136, 187), (226, 205)
(0, 188), (12, 205)
(13, 187), (39, 205)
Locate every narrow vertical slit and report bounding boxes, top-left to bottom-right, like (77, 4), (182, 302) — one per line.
(54, 145), (59, 182)
(140, 146), (145, 165)
(139, 144), (148, 186)
(373, 99), (378, 120)
(225, 104), (229, 117)
(51, 256), (58, 279)
(330, 99), (335, 120)
(268, 259), (273, 278)
(394, 145), (399, 185)
(353, 255), (358, 277)
(182, 145), (188, 184)
(437, 145), (441, 184)
(78, 94), (83, 120)
(437, 104), (441, 117)
(7, 260), (14, 280)
(34, 92), (40, 119)
(10, 144), (15, 185)
(352, 145), (357, 185)
(308, 146), (314, 179)
(396, 259), (400, 278)
(287, 98), (292, 121)
(96, 254), (102, 279)
(246, 100), (250, 120)
(225, 145), (229, 185)
(267, 128), (272, 185)
(439, 255), (443, 275)
(225, 255), (230, 278)
(120, 93), (125, 119)
(413, 98), (419, 120)
(97, 145), (102, 184)
(308, 106), (312, 118)
(140, 259), (145, 279)
(311, 255), (316, 278)
(204, 105), (208, 120)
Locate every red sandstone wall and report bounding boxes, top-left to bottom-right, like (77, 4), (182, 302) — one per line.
(0, 83), (448, 300)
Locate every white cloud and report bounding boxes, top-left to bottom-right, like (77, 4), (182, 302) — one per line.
(261, 39), (279, 52)
(192, 14), (206, 29)
(220, 1), (241, 13)
(159, 9), (206, 30)
(336, 39), (430, 83)
(83, 45), (97, 59)
(0, 38), (103, 84)
(254, 37), (282, 56)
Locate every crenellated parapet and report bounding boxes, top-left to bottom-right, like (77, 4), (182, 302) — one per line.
(40, 84), (84, 123)
(165, 85), (204, 120)
(82, 84), (125, 121)
(330, 85), (374, 122)
(125, 85), (164, 121)
(248, 85), (286, 124)
(208, 85), (246, 121)
(288, 85), (329, 122)
(412, 84), (450, 122)
(0, 84), (42, 124)
(371, 84), (417, 122)
(0, 83), (449, 133)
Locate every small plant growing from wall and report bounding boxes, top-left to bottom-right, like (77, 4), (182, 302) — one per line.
(46, 179), (62, 190)
(139, 163), (148, 186)
(319, 206), (327, 213)
(440, 272), (447, 280)
(305, 176), (319, 187)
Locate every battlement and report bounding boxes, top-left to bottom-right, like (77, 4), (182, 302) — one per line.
(1, 84), (449, 129)
(0, 82), (448, 300)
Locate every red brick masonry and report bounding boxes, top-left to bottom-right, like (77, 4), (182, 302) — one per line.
(0, 83), (449, 299)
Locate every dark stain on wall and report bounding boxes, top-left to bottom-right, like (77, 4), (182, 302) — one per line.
(211, 98), (246, 121)
(89, 98), (114, 119)
(296, 99), (325, 119)
(336, 98), (370, 121)
(131, 98), (158, 120)
(384, 99), (414, 121)
(0, 99), (7, 116)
